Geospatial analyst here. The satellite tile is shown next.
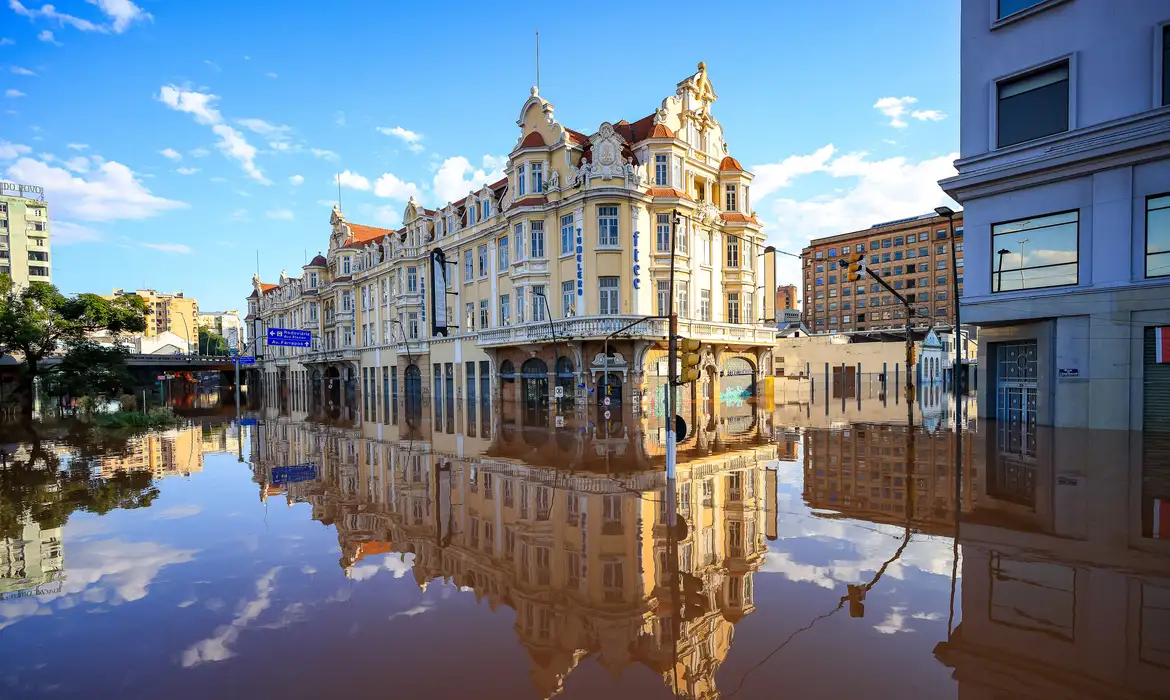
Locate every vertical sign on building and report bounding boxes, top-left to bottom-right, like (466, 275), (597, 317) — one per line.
(575, 226), (584, 313)
(430, 248), (449, 337)
(632, 231), (641, 289)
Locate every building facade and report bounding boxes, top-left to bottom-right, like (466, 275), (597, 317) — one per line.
(0, 187), (51, 288)
(197, 310), (246, 350)
(110, 289), (199, 352)
(940, 0), (1170, 432)
(800, 211), (964, 335)
(775, 283), (797, 313)
(246, 63), (776, 422)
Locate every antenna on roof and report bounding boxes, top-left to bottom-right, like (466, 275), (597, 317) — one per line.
(535, 29), (540, 93)
(336, 173), (342, 209)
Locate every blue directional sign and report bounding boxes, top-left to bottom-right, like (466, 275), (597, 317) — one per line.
(267, 328), (312, 348)
(271, 463), (317, 485)
(239, 417), (258, 427)
(233, 356), (255, 365)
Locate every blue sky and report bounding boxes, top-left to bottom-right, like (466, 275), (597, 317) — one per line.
(0, 0), (959, 312)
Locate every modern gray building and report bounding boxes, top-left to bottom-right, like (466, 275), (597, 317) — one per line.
(940, 0), (1170, 441)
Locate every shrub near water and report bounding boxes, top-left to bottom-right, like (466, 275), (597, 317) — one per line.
(94, 407), (182, 430)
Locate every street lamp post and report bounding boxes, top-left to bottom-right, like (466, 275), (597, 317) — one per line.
(935, 205), (964, 530)
(531, 290), (561, 419)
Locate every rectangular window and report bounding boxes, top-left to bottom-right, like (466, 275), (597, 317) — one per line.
(517, 164), (526, 196)
(937, 260), (947, 270)
(1164, 25), (1170, 106)
(655, 154), (668, 186)
(530, 220), (545, 259)
(464, 249), (474, 282)
(828, 275), (837, 284)
(727, 292), (740, 324)
(560, 214), (574, 255)
(498, 236), (510, 268)
(479, 299), (489, 328)
(562, 281), (574, 317)
(407, 267), (417, 293)
(870, 240), (880, 250)
(997, 60), (1069, 148)
(656, 213), (671, 252)
(499, 294), (510, 325)
(700, 289), (711, 321)
(992, 210), (1078, 292)
(997, 0), (1047, 19)
(894, 251), (903, 261)
(407, 312), (419, 339)
(516, 289), (525, 323)
(465, 302), (474, 330)
(657, 280), (670, 316)
(1147, 194), (1170, 278)
(598, 206), (619, 247)
(882, 239), (891, 248)
(725, 184), (737, 212)
(478, 245), (488, 277)
(532, 285), (546, 322)
(531, 163), (543, 193)
(727, 236), (740, 267)
(828, 248), (838, 258)
(513, 223), (524, 260)
(599, 276), (620, 315)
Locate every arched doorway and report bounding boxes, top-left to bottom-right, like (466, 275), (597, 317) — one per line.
(521, 358), (549, 425)
(720, 356), (756, 407)
(555, 356), (575, 410)
(324, 367), (341, 406)
(598, 372), (623, 416)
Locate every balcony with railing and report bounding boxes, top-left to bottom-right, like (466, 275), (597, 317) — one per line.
(476, 314), (775, 347)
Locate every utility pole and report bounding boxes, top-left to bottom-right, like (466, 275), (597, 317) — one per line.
(666, 209), (681, 483)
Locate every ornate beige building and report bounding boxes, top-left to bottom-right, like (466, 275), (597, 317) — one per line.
(245, 63), (776, 425)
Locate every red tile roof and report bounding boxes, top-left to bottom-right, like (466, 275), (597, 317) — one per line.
(720, 155), (744, 172)
(260, 283), (278, 294)
(304, 254), (328, 267)
(520, 131), (546, 148)
(509, 195), (548, 209)
(566, 129), (590, 145)
(721, 212), (758, 224)
(344, 222), (397, 249)
(647, 124), (674, 138)
(646, 187), (693, 200)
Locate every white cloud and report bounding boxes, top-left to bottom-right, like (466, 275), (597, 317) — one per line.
(89, 0), (151, 33)
(228, 208), (249, 222)
(288, 174), (303, 186)
(159, 147), (181, 161)
(377, 125), (424, 152)
(189, 147), (210, 158)
(0, 37), (13, 46)
(4, 88), (25, 98)
(175, 167), (199, 175)
(5, 156), (187, 221)
(154, 504), (203, 519)
(337, 169), (370, 191)
(369, 205), (401, 228)
(9, 1), (102, 32)
(266, 72), (277, 79)
(873, 96), (947, 129)
(10, 65), (36, 76)
(236, 117), (291, 146)
(139, 242), (192, 254)
(211, 124), (269, 184)
(10, 0), (149, 34)
(374, 172), (422, 201)
(37, 29), (61, 45)
(310, 147), (338, 161)
(63, 156), (89, 172)
(432, 155), (505, 204)
(51, 220), (102, 245)
(157, 85), (222, 126)
(67, 142), (88, 150)
(752, 144), (837, 200)
(0, 140), (31, 160)
(181, 568), (279, 667)
(266, 209), (293, 220)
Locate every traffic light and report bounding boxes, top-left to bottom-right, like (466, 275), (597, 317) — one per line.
(843, 252), (867, 282)
(680, 571), (709, 621)
(678, 338), (702, 384)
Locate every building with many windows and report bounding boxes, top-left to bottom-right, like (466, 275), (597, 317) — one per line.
(939, 0), (1170, 432)
(196, 310), (246, 351)
(107, 288), (200, 352)
(246, 63), (777, 421)
(800, 211), (965, 334)
(0, 187), (51, 288)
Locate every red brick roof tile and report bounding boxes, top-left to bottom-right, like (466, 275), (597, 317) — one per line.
(720, 155), (744, 172)
(343, 222), (397, 249)
(647, 124), (674, 138)
(646, 187), (692, 200)
(520, 131), (546, 148)
(721, 212), (758, 224)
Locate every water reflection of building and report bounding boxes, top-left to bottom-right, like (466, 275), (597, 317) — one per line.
(0, 521), (64, 599)
(252, 414), (777, 699)
(802, 423), (976, 536)
(88, 427), (206, 479)
(934, 424), (1170, 697)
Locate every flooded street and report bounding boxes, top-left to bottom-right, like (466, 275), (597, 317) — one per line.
(2, 394), (1168, 699)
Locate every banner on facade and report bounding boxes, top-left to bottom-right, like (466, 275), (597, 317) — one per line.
(1157, 327), (1170, 363)
(430, 248), (449, 337)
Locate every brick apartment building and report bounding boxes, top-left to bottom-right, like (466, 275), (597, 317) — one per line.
(801, 211), (964, 334)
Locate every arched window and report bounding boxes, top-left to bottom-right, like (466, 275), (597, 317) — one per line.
(500, 359), (516, 381)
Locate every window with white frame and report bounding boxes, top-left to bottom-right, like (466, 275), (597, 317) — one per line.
(727, 236), (740, 267)
(498, 236), (509, 268)
(599, 276), (620, 315)
(479, 299), (489, 328)
(561, 281), (574, 317)
(700, 289), (711, 321)
(531, 163), (543, 193)
(516, 289), (525, 323)
(656, 214), (671, 252)
(342, 257), (351, 274)
(997, 0), (1049, 19)
(598, 206), (619, 247)
(700, 234), (711, 265)
(465, 302), (474, 330)
(744, 293), (753, 324)
(513, 223), (524, 260)
(560, 214), (574, 255)
(655, 154), (668, 186)
(727, 292), (740, 324)
(725, 184), (737, 212)
(482, 198), (491, 219)
(657, 280), (670, 316)
(677, 283), (689, 317)
(342, 291), (352, 312)
(517, 164), (527, 196)
(997, 60), (1069, 148)
(464, 250), (474, 282)
(530, 220), (545, 259)
(476, 244), (488, 277)
(532, 285), (546, 322)
(499, 294), (510, 325)
(407, 312), (419, 339)
(407, 266), (417, 293)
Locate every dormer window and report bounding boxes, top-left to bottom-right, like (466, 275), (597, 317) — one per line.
(447, 214), (454, 233)
(531, 163), (543, 194)
(518, 164), (527, 197)
(655, 154), (668, 186)
(469, 204), (477, 226)
(482, 199), (491, 218)
(725, 184), (737, 212)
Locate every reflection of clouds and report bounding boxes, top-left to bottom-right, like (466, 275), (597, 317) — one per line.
(154, 505), (203, 520)
(348, 552), (416, 582)
(181, 568), (280, 667)
(388, 604), (430, 621)
(0, 538), (197, 631)
(873, 607), (910, 635)
(300, 565), (317, 575)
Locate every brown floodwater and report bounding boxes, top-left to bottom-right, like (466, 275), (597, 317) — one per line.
(1, 394), (1167, 699)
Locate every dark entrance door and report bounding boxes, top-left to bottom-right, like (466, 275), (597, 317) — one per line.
(521, 358), (549, 426)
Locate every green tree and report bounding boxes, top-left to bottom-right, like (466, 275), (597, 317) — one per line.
(0, 280), (147, 417)
(42, 341), (134, 402)
(197, 325), (228, 355)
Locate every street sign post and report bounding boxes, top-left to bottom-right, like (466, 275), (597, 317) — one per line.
(233, 356), (255, 365)
(266, 328), (312, 348)
(271, 464), (318, 485)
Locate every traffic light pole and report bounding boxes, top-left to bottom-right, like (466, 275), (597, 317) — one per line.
(666, 209), (680, 485)
(865, 268), (915, 402)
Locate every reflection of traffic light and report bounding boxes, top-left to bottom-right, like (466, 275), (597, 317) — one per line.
(681, 571), (708, 621)
(842, 252), (866, 282)
(678, 339), (702, 384)
(847, 584), (867, 618)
